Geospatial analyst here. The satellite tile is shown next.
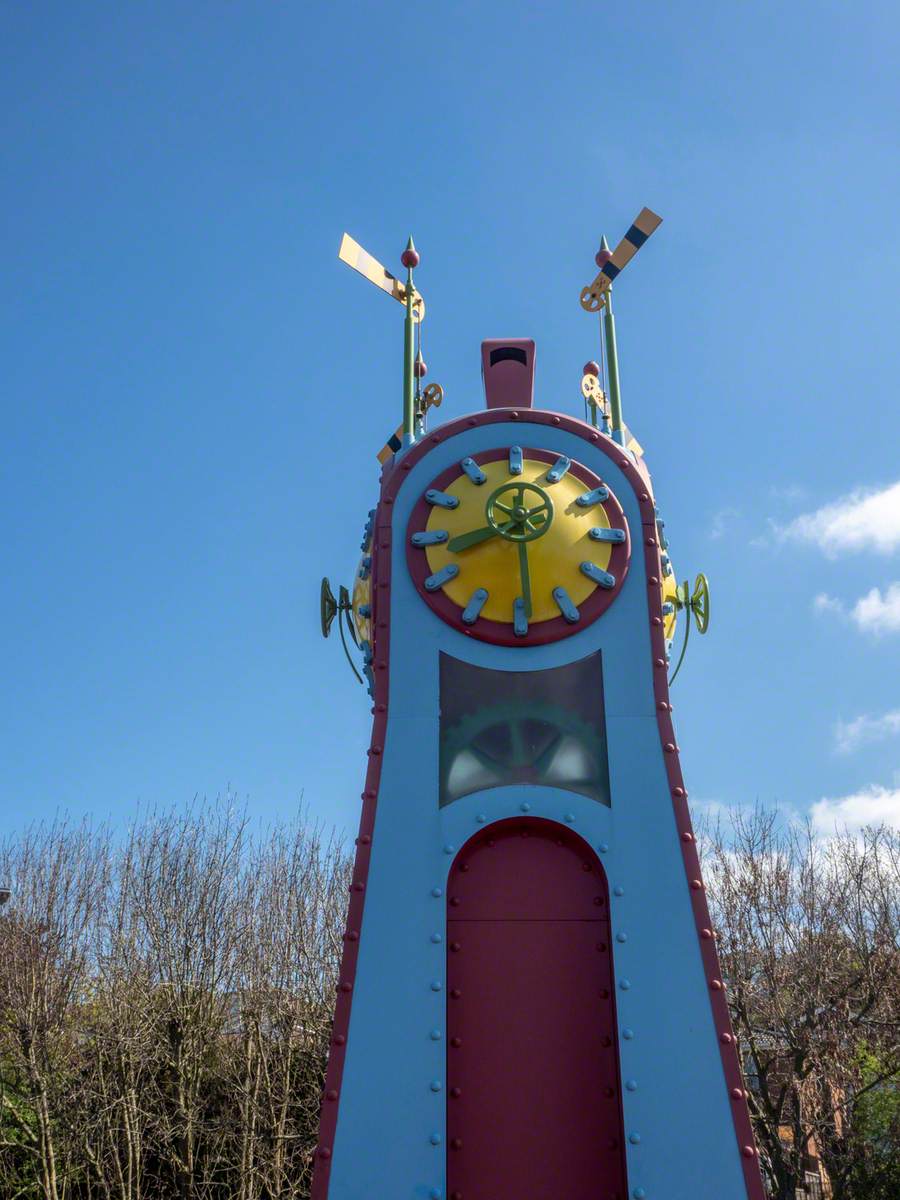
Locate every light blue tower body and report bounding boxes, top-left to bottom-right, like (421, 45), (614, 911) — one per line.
(312, 394), (765, 1199)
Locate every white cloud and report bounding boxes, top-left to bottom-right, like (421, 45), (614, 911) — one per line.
(709, 507), (740, 541)
(813, 592), (844, 617)
(775, 481), (900, 558)
(810, 784), (900, 834)
(850, 582), (900, 634)
(813, 582), (900, 635)
(834, 709), (900, 754)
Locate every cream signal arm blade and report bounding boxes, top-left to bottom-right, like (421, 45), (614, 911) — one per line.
(338, 233), (425, 321)
(579, 208), (662, 312)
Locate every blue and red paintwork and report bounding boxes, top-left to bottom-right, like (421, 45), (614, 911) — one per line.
(312, 381), (765, 1200)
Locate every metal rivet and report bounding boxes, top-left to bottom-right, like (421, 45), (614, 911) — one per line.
(333, 1034), (345, 1045)
(359, 834), (372, 845)
(720, 1032), (733, 1044)
(655, 658), (666, 668)
(731, 1087), (744, 1100)
(476, 813), (486, 823)
(430, 1132), (442, 1145)
(629, 1132), (642, 1145)
(431, 933), (442, 943)
(429, 1190), (442, 1199)
(431, 980), (442, 992)
(681, 831), (694, 842)
(648, 576), (659, 585)
(691, 880), (703, 891)
(633, 1190), (647, 1199)
(431, 1080), (442, 1092)
(582, 863), (592, 872)
(450, 896), (461, 906)
(326, 1089), (338, 1100)
(701, 928), (713, 939)
(430, 1029), (441, 1040)
(431, 887), (443, 898)
(339, 982), (352, 993)
(450, 988), (461, 998)
(451, 941), (461, 952)
(444, 844), (455, 854)
(664, 743), (676, 753)
(710, 979), (723, 990)
(673, 786), (685, 797)
(626, 1079), (638, 1092)
(598, 842), (609, 853)
(616, 932), (627, 943)
(614, 885), (625, 896)
(565, 812), (575, 822)
(317, 1146), (331, 1159)
(451, 1036), (462, 1047)
(451, 1138), (463, 1150)
(450, 1087), (462, 1098)
(620, 979), (631, 990)
(623, 1028), (634, 1039)
(520, 802), (531, 812)
(742, 1146), (756, 1158)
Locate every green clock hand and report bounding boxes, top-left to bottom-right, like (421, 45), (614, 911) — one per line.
(448, 511), (548, 554)
(518, 541), (532, 618)
(447, 525), (501, 553)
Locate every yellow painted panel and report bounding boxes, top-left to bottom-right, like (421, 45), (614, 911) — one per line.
(422, 458), (617, 624)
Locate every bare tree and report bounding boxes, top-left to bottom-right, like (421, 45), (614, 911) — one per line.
(703, 807), (900, 1200)
(0, 819), (108, 1200)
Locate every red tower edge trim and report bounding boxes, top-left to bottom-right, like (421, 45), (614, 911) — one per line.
(311, 410), (766, 1200)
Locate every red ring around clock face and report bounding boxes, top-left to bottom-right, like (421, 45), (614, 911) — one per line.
(406, 448), (631, 646)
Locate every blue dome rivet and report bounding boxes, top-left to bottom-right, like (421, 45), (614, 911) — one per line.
(430, 1132), (442, 1145)
(616, 932), (628, 943)
(431, 887), (443, 898)
(626, 1079), (638, 1092)
(430, 1029), (442, 1040)
(629, 1132), (642, 1145)
(443, 844), (455, 854)
(520, 802), (531, 812)
(430, 1080), (442, 1092)
(623, 1028), (635, 1039)
(620, 978), (631, 990)
(476, 813), (486, 823)
(614, 885), (625, 896)
(431, 980), (442, 991)
(564, 812), (575, 822)
(431, 933), (442, 943)
(598, 842), (609, 853)
(633, 1189), (647, 1199)
(429, 1190), (442, 1199)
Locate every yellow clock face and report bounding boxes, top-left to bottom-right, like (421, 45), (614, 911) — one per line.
(406, 447), (630, 644)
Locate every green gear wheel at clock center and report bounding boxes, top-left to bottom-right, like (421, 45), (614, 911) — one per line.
(485, 480), (554, 543)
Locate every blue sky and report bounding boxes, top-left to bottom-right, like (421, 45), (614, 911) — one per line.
(2, 2), (899, 841)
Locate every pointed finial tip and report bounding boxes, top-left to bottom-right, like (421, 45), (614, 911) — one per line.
(401, 236), (420, 270)
(595, 234), (613, 269)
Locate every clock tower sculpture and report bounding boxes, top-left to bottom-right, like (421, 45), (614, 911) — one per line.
(314, 220), (764, 1200)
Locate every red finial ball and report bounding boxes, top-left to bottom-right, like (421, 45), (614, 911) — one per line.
(414, 358), (428, 378)
(595, 248), (613, 269)
(401, 247), (420, 269)
(583, 360), (601, 377)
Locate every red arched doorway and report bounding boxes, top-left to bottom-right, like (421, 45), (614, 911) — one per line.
(446, 818), (627, 1200)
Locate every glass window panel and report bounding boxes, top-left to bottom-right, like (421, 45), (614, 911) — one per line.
(439, 652), (611, 807)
